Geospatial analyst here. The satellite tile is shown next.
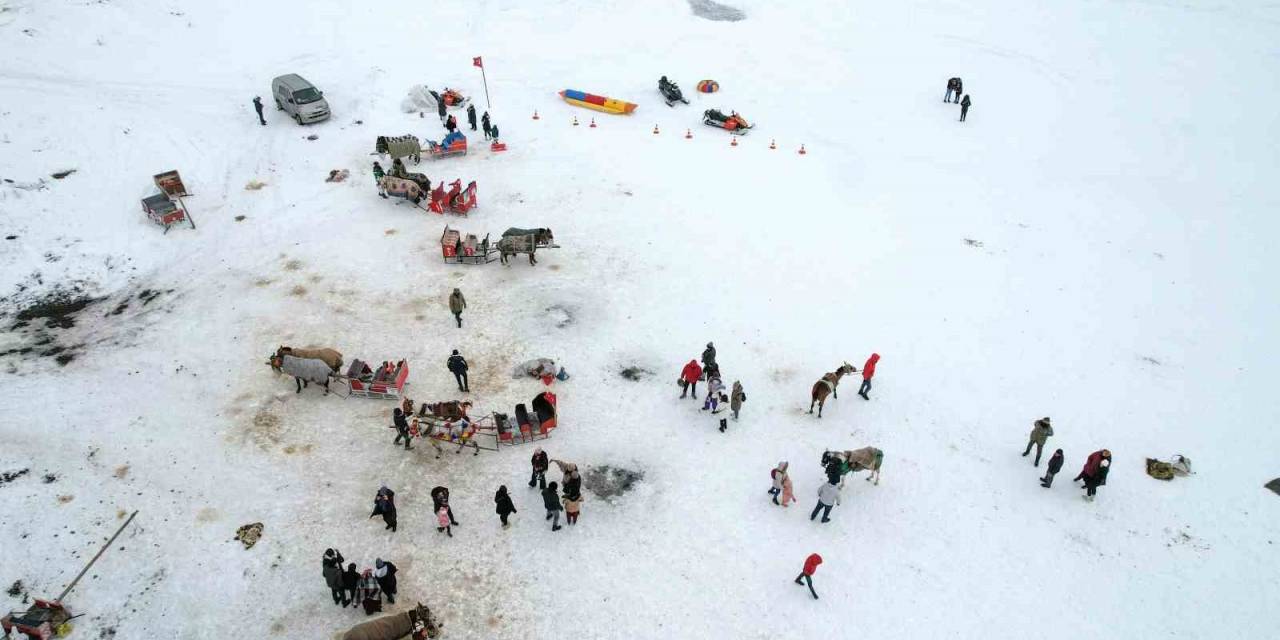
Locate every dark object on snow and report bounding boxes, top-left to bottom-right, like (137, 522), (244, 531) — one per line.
(702, 109), (753, 134)
(960, 94), (971, 122)
(688, 0), (746, 22)
(658, 76), (690, 106)
(1266, 479), (1280, 496)
(944, 77), (963, 103)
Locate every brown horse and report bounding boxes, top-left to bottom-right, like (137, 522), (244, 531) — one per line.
(809, 363), (856, 418)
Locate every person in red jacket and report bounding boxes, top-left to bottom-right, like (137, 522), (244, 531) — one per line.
(858, 353), (880, 400)
(1073, 449), (1112, 500)
(794, 553), (823, 600)
(679, 359), (703, 399)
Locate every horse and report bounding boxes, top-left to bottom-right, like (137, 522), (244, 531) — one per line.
(821, 448), (883, 486)
(339, 602), (440, 640)
(271, 346), (343, 373)
(808, 362), (856, 418)
(268, 354), (335, 394)
(498, 228), (553, 266)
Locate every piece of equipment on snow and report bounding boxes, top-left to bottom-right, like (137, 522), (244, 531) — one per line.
(344, 359), (410, 400)
(428, 179), (478, 215)
(500, 391), (558, 445)
(702, 109), (753, 134)
(696, 79), (720, 93)
(658, 76), (689, 106)
(141, 170), (195, 233)
(425, 131), (467, 159)
(559, 89), (637, 115)
(429, 88), (470, 108)
(440, 225), (497, 264)
(3, 512), (138, 640)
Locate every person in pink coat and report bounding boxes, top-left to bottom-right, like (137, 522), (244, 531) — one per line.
(436, 505), (453, 537)
(780, 472), (796, 507)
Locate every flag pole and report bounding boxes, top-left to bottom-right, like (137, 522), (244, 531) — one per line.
(476, 57), (492, 110)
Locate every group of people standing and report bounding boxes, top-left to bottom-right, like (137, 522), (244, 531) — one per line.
(436, 95), (500, 142)
(1020, 417), (1113, 500)
(322, 549), (399, 616)
(678, 342), (746, 433)
(944, 77), (973, 122)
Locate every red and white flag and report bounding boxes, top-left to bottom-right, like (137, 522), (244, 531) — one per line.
(473, 56), (483, 68)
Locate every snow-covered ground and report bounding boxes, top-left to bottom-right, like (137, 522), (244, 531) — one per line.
(2, 0), (1278, 638)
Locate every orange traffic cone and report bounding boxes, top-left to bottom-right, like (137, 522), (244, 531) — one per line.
(589, 118), (597, 128)
(653, 124), (660, 135)
(730, 136), (738, 147)
(572, 116), (579, 126)
(532, 110), (540, 120)
(769, 139), (777, 150)
(685, 129), (692, 139)
(798, 144), (807, 155)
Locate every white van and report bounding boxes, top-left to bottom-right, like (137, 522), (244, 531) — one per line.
(271, 74), (330, 124)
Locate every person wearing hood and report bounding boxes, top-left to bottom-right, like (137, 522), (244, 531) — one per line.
(322, 549), (345, 605)
(466, 103), (477, 131)
(794, 553), (823, 600)
(448, 288), (467, 328)
(729, 381), (745, 420)
(553, 460), (582, 499)
(358, 568), (382, 615)
(371, 485), (397, 532)
(542, 481), (564, 531)
(1022, 417), (1054, 466)
(960, 94), (972, 122)
(252, 96), (266, 125)
(563, 491), (582, 525)
(702, 375), (725, 411)
(431, 486), (458, 526)
(374, 558), (398, 604)
(436, 94), (447, 122)
(858, 353), (880, 400)
(768, 462), (788, 505)
(482, 111), (492, 140)
(701, 342), (718, 376)
(341, 562), (360, 608)
(495, 485), (518, 527)
(447, 349), (469, 392)
(1074, 449), (1112, 500)
(529, 447), (549, 489)
(436, 505), (454, 537)
(679, 359), (703, 399)
(392, 407), (413, 450)
(373, 161), (387, 198)
(1041, 449), (1065, 488)
(811, 480), (840, 523)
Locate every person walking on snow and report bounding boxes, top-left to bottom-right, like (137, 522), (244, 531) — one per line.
(374, 558), (398, 604)
(1074, 449), (1112, 500)
(495, 485), (517, 527)
(481, 112), (492, 140)
(768, 462), (788, 505)
(370, 485), (397, 532)
(1022, 417), (1054, 466)
(811, 480), (839, 523)
(448, 288), (467, 328)
(252, 96), (266, 126)
(944, 77), (963, 103)
(431, 486), (459, 526)
(322, 549), (345, 605)
(781, 471), (796, 507)
(859, 353), (880, 400)
(529, 447), (549, 489)
(1041, 449), (1065, 488)
(542, 481), (564, 531)
(447, 349), (469, 392)
(372, 162), (387, 198)
(679, 359), (703, 399)
(436, 505), (454, 537)
(794, 553), (823, 600)
(960, 94), (972, 122)
(730, 381), (745, 420)
(392, 407), (413, 450)
(341, 562), (360, 608)
(466, 104), (477, 131)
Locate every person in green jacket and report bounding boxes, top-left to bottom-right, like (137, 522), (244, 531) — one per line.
(1022, 417), (1054, 466)
(372, 161), (386, 198)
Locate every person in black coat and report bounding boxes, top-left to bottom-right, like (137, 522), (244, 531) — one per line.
(945, 77), (963, 103)
(252, 96), (266, 125)
(371, 486), (397, 532)
(445, 114), (457, 132)
(529, 448), (549, 489)
(490, 123), (500, 142)
(481, 112), (492, 140)
(562, 470), (582, 502)
(1041, 449), (1065, 488)
(431, 486), (458, 525)
(960, 94), (972, 122)
(447, 350), (469, 392)
(322, 549), (345, 605)
(542, 481), (563, 531)
(341, 563), (360, 608)
(495, 485), (517, 527)
(374, 558), (398, 604)
(466, 104), (477, 131)
(392, 408), (412, 449)
(437, 96), (447, 122)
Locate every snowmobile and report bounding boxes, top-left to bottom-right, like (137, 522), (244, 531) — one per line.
(428, 88), (470, 108)
(658, 76), (689, 107)
(702, 108), (753, 135)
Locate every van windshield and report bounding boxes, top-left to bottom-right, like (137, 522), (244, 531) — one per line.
(293, 88), (322, 104)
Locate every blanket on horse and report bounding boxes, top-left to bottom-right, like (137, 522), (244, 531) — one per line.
(282, 355), (333, 384)
(283, 347), (343, 371)
(846, 447), (883, 471)
(342, 611), (413, 640)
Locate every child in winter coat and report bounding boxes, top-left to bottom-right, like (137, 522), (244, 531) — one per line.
(1041, 449), (1065, 488)
(768, 462), (787, 504)
(495, 485), (517, 527)
(780, 473), (796, 507)
(702, 377), (725, 410)
(712, 392), (730, 432)
(562, 493), (582, 525)
(436, 505), (453, 537)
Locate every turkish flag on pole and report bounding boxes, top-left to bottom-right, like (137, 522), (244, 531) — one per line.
(473, 56), (483, 68)
(474, 56), (491, 109)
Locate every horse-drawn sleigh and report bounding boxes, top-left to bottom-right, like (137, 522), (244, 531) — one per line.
(267, 347), (409, 399)
(141, 169), (196, 233)
(497, 228), (557, 265)
(440, 225), (497, 264)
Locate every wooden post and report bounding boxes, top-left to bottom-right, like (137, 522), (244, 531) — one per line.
(56, 511), (138, 602)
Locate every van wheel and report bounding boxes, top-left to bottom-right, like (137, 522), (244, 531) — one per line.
(275, 99), (283, 111)
(294, 114), (302, 125)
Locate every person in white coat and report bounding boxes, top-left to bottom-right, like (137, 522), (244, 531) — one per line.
(810, 481), (840, 523)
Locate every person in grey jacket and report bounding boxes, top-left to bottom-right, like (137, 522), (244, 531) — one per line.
(810, 481), (840, 523)
(1022, 417), (1054, 466)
